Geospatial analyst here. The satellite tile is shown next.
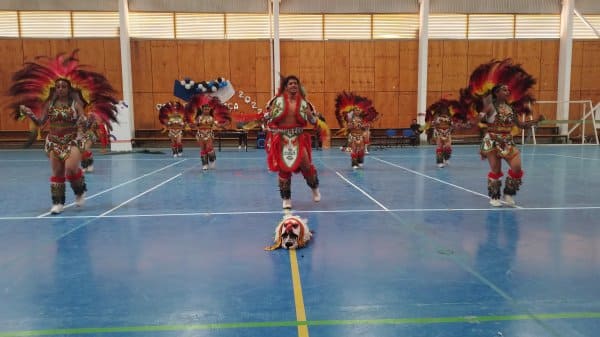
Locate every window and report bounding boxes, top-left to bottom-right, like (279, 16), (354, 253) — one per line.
(573, 14), (600, 39)
(176, 13), (225, 39)
(429, 14), (467, 39)
(226, 14), (271, 39)
(20, 11), (71, 38)
(373, 14), (419, 39)
(129, 12), (174, 39)
(0, 11), (18, 37)
(73, 12), (119, 37)
(279, 14), (322, 40)
(468, 14), (514, 39)
(515, 15), (560, 38)
(324, 14), (371, 40)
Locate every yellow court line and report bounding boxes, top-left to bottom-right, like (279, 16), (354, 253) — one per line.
(289, 249), (309, 337)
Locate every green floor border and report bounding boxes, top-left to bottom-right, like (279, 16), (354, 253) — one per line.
(1, 312), (599, 336)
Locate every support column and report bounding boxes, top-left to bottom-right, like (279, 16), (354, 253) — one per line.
(557, 0), (574, 135)
(417, 0), (430, 143)
(271, 0), (281, 95)
(112, 0), (134, 152)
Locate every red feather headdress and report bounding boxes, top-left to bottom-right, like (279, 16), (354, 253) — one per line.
(425, 99), (469, 123)
(334, 92), (379, 134)
(158, 101), (186, 126)
(460, 58), (536, 116)
(9, 49), (118, 128)
(185, 93), (231, 127)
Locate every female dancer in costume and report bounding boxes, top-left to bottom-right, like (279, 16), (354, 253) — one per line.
(186, 94), (231, 170)
(10, 50), (118, 214)
(334, 92), (379, 169)
(461, 59), (543, 206)
(424, 99), (470, 168)
(158, 101), (186, 158)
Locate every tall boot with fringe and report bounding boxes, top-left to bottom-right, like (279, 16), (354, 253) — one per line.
(488, 171), (503, 207)
(279, 177), (292, 209)
(303, 165), (320, 202)
(208, 150), (216, 169)
(67, 169), (87, 207)
(503, 169), (523, 206)
(50, 176), (66, 214)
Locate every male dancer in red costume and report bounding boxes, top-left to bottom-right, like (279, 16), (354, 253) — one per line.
(265, 75), (321, 209)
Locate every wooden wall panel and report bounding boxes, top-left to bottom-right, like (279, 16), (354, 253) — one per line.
(103, 39), (123, 99)
(537, 90), (558, 121)
(203, 41), (230, 80)
(426, 91), (442, 109)
(397, 92), (417, 126)
(21, 39), (51, 63)
(467, 40), (494, 75)
(398, 40), (418, 92)
(299, 42), (325, 93)
(133, 92), (155, 130)
(324, 41), (349, 93)
(373, 91), (399, 128)
(427, 41), (443, 92)
(515, 40), (542, 95)
(50, 39), (78, 57)
(151, 40), (179, 93)
(308, 92), (324, 119)
(570, 41), (583, 93)
(539, 40), (559, 92)
(255, 41), (272, 95)
(492, 40), (516, 60)
(322, 92), (338, 126)
(580, 41), (600, 91)
(76, 39), (106, 70)
(130, 40), (153, 93)
(230, 41), (257, 93)
(442, 41), (469, 92)
(374, 41), (400, 92)
(280, 41), (299, 77)
(349, 41), (374, 92)
(177, 41), (205, 81)
(256, 92), (272, 111)
(0, 39), (24, 130)
(0, 40), (22, 93)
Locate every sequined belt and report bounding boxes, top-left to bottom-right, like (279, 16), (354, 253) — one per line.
(268, 127), (304, 136)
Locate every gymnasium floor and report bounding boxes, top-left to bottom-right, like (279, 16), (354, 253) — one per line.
(0, 144), (598, 337)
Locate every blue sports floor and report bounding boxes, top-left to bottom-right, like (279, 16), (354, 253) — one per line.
(0, 144), (599, 337)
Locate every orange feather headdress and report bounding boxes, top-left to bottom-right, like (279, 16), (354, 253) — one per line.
(460, 58), (536, 116)
(9, 49), (118, 127)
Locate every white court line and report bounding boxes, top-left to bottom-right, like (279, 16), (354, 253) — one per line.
(36, 159), (187, 218)
(546, 154), (600, 161)
(2, 206), (600, 221)
(335, 172), (389, 210)
(39, 174), (183, 245)
(371, 156), (523, 209)
(371, 156), (489, 198)
(98, 174), (182, 216)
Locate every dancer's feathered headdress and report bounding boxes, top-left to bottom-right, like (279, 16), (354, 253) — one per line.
(9, 50), (118, 127)
(158, 101), (186, 127)
(334, 92), (379, 135)
(460, 58), (536, 116)
(185, 93), (231, 127)
(425, 99), (469, 123)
